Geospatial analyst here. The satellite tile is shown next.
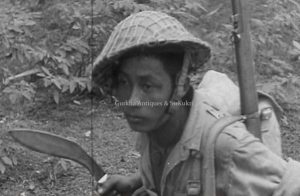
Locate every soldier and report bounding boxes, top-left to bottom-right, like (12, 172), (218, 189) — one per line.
(92, 11), (300, 196)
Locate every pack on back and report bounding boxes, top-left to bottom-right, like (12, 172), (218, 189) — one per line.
(197, 70), (282, 157)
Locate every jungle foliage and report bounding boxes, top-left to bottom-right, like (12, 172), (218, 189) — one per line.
(0, 0), (299, 105)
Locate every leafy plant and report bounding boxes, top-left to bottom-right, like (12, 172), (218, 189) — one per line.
(0, 0), (92, 104)
(3, 80), (36, 104)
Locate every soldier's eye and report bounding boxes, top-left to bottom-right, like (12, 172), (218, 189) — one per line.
(142, 83), (153, 91)
(118, 77), (128, 86)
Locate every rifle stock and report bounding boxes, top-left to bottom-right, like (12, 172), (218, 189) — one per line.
(231, 0), (261, 139)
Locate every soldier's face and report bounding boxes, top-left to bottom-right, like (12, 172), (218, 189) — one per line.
(114, 55), (173, 133)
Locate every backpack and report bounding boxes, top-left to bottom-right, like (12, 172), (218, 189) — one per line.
(196, 70), (283, 196)
(197, 70), (282, 156)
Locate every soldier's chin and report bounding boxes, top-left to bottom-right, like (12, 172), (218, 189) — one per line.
(127, 121), (152, 133)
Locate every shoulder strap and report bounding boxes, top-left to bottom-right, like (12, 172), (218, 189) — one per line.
(200, 115), (244, 196)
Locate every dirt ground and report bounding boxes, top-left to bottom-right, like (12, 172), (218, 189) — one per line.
(0, 98), (139, 196)
(0, 90), (300, 196)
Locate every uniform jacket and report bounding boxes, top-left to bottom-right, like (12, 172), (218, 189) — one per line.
(135, 71), (300, 196)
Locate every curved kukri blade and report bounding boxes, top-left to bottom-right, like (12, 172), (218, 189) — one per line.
(9, 129), (105, 181)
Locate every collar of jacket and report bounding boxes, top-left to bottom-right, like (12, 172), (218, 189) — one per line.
(135, 89), (222, 194)
(135, 89), (217, 154)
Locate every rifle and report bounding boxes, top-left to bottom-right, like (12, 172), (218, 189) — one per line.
(202, 4), (262, 194)
(231, 0), (261, 139)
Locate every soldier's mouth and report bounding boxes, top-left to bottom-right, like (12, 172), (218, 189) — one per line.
(125, 114), (144, 123)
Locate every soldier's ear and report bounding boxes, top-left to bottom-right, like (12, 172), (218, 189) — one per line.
(173, 72), (190, 98)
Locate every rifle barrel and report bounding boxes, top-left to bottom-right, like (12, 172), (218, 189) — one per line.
(231, 0), (261, 139)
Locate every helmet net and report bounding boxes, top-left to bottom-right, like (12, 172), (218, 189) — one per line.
(92, 11), (211, 97)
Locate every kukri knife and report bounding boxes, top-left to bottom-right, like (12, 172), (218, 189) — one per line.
(9, 128), (107, 182)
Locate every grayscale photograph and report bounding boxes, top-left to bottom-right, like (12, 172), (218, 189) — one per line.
(0, 0), (299, 195)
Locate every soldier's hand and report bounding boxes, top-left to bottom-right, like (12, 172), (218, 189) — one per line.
(132, 187), (158, 196)
(97, 174), (135, 196)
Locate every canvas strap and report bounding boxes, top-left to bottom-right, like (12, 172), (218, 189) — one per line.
(200, 115), (244, 196)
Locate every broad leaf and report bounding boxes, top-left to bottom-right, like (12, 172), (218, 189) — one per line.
(59, 63), (70, 76)
(53, 90), (60, 104)
(1, 156), (13, 166)
(0, 161), (5, 174)
(51, 78), (62, 90)
(69, 81), (76, 94)
(293, 40), (300, 50)
(12, 156), (18, 166)
(41, 66), (52, 76)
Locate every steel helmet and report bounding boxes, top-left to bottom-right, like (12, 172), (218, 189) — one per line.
(92, 11), (211, 95)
